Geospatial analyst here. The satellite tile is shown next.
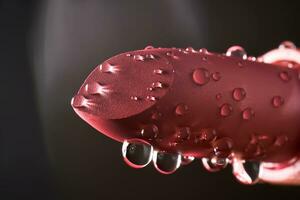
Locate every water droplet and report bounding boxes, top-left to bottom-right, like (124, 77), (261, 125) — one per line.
(226, 46), (247, 60)
(199, 48), (208, 54)
(153, 68), (166, 75)
(152, 81), (167, 89)
(242, 108), (254, 120)
(192, 68), (210, 85)
(272, 96), (284, 108)
(145, 45), (154, 50)
(279, 41), (296, 49)
(146, 96), (159, 101)
(71, 95), (87, 108)
(151, 112), (162, 121)
(175, 127), (191, 141)
(194, 128), (217, 143)
(181, 156), (195, 165)
(219, 103), (233, 117)
(122, 139), (154, 168)
(273, 135), (288, 147)
(202, 156), (228, 172)
(216, 93), (222, 100)
(85, 82), (111, 96)
(186, 47), (196, 52)
(232, 88), (246, 101)
(140, 124), (159, 139)
(130, 96), (141, 101)
(153, 151), (181, 174)
(213, 138), (233, 158)
(248, 56), (256, 62)
(279, 71), (291, 82)
(232, 159), (260, 185)
(145, 54), (158, 60)
(126, 53), (132, 57)
(133, 55), (145, 61)
(175, 103), (189, 116)
(99, 63), (120, 73)
(211, 72), (221, 81)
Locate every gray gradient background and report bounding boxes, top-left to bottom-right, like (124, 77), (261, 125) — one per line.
(1, 0), (300, 199)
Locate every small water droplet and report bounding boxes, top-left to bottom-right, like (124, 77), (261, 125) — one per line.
(194, 128), (217, 143)
(248, 56), (256, 62)
(85, 82), (111, 96)
(122, 139), (153, 168)
(232, 88), (246, 101)
(273, 135), (288, 147)
(175, 103), (189, 116)
(211, 72), (221, 81)
(232, 159), (260, 185)
(216, 93), (222, 100)
(199, 48), (208, 54)
(153, 68), (166, 75)
(220, 103), (233, 117)
(153, 151), (181, 174)
(226, 46), (247, 60)
(242, 108), (255, 120)
(202, 156), (228, 172)
(130, 96), (141, 101)
(141, 124), (159, 139)
(152, 81), (167, 89)
(279, 71), (291, 82)
(181, 156), (195, 165)
(279, 41), (296, 49)
(71, 95), (87, 108)
(146, 96), (159, 101)
(213, 137), (233, 157)
(192, 68), (210, 85)
(175, 127), (191, 141)
(145, 45), (154, 50)
(151, 112), (162, 120)
(186, 47), (196, 53)
(133, 55), (145, 61)
(272, 96), (284, 108)
(99, 63), (120, 73)
(126, 53), (132, 57)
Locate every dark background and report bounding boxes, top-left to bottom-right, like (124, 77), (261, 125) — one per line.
(1, 0), (300, 199)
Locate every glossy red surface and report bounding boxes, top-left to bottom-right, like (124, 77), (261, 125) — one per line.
(71, 46), (300, 163)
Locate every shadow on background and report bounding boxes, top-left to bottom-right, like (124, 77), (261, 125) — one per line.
(1, 0), (300, 199)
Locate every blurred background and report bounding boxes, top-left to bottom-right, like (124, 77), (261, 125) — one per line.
(1, 0), (300, 199)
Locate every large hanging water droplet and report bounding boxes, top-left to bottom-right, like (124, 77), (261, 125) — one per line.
(232, 88), (246, 101)
(181, 156), (195, 165)
(202, 156), (228, 172)
(153, 151), (181, 174)
(272, 96), (284, 108)
(122, 139), (154, 169)
(192, 68), (210, 85)
(279, 71), (291, 82)
(242, 107), (255, 120)
(220, 103), (233, 117)
(141, 124), (159, 139)
(226, 46), (247, 60)
(175, 103), (189, 116)
(278, 41), (296, 49)
(212, 137), (233, 158)
(232, 159), (261, 185)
